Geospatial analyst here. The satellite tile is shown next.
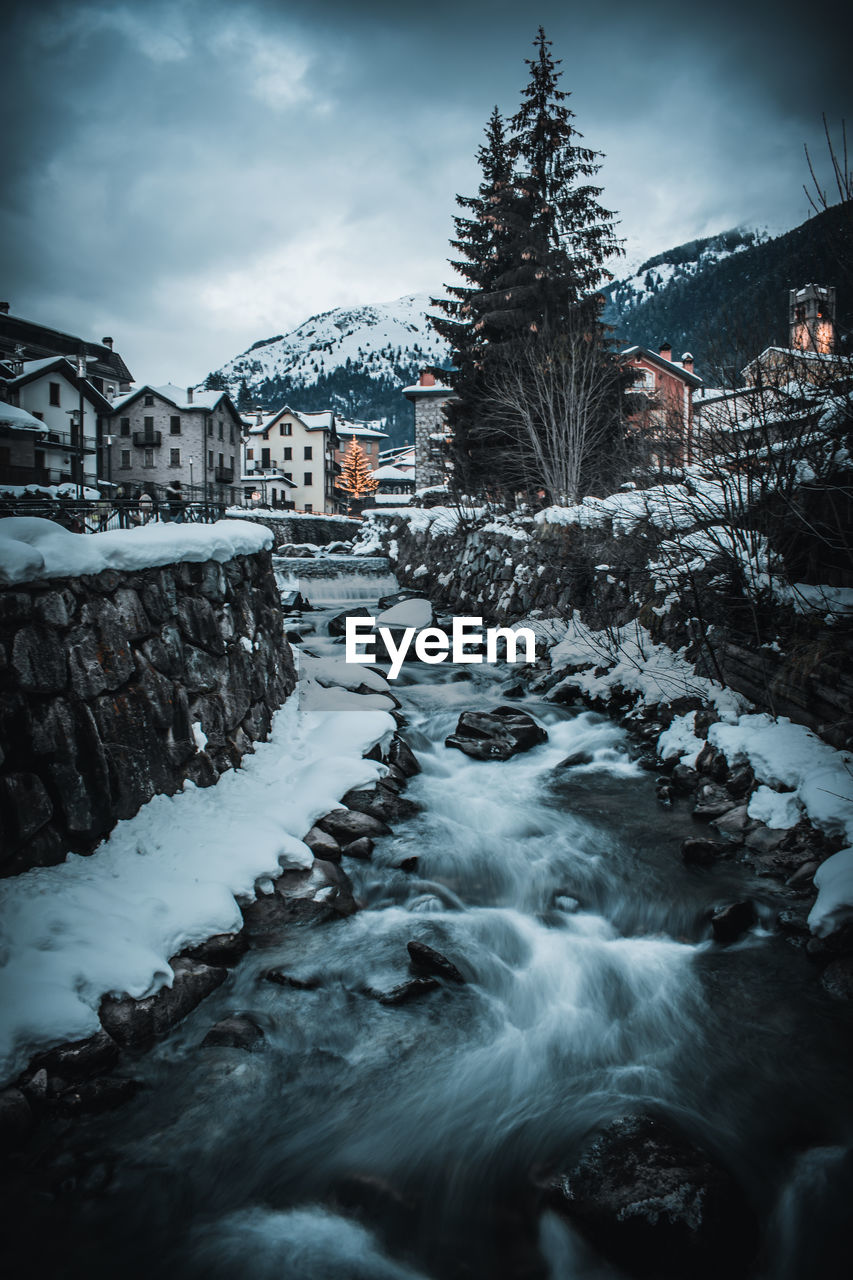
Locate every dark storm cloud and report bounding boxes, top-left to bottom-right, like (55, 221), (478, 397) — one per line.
(1, 0), (851, 376)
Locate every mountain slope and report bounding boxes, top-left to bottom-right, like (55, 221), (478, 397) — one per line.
(601, 204), (852, 373)
(205, 206), (851, 447)
(204, 293), (450, 448)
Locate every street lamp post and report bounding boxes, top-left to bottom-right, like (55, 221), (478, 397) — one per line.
(104, 434), (114, 492)
(76, 352), (87, 499)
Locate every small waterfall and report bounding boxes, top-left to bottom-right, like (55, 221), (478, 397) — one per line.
(274, 553), (397, 605)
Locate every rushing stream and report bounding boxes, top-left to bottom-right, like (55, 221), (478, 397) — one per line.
(14, 567), (853, 1279)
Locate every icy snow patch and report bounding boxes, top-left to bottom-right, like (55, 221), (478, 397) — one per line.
(747, 785), (802, 829)
(657, 712), (704, 766)
(810, 849), (853, 937)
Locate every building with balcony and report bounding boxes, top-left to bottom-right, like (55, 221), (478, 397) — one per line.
(108, 383), (243, 505)
(0, 303), (133, 492)
(0, 303), (132, 400)
(242, 406), (341, 512)
(0, 356), (116, 489)
(0, 401), (53, 489)
(620, 343), (703, 470)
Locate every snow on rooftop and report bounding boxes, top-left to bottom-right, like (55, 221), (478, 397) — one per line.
(110, 383), (229, 413)
(152, 383), (225, 411)
(0, 517), (272, 586)
(335, 421), (388, 438)
(402, 379), (453, 395)
(0, 401), (48, 431)
(299, 410), (334, 430)
(24, 356), (68, 375)
(372, 464), (412, 481)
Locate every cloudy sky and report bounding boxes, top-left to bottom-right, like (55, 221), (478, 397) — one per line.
(2, 0), (851, 381)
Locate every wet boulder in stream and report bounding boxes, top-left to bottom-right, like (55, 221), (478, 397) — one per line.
(327, 606), (373, 638)
(680, 837), (729, 867)
(370, 977), (439, 1006)
(387, 735), (421, 777)
(710, 900), (758, 944)
(341, 836), (374, 860)
(302, 824), (343, 861)
(407, 939), (465, 984)
(341, 783), (420, 824)
(99, 958), (227, 1048)
(317, 807), (391, 843)
(446, 706), (548, 761)
(241, 860), (358, 943)
(545, 1113), (758, 1280)
(201, 1014), (265, 1051)
(693, 783), (738, 820)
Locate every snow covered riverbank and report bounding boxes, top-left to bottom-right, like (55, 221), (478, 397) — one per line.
(0, 683), (394, 1082)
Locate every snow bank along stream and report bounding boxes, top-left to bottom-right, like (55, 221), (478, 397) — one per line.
(4, 556), (853, 1280)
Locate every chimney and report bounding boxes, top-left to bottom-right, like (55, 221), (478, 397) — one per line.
(102, 336), (113, 349)
(681, 352), (694, 373)
(186, 386), (194, 404)
(659, 342), (672, 361)
(420, 370), (436, 387)
(0, 301), (9, 315)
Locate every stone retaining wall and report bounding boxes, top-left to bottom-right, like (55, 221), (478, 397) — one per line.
(230, 513), (361, 549)
(369, 511), (853, 748)
(0, 550), (294, 876)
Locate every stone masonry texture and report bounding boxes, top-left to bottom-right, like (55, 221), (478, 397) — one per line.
(0, 549), (295, 876)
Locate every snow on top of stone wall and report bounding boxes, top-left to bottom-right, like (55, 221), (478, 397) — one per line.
(0, 517), (273, 586)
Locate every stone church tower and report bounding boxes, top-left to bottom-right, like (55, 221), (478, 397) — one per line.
(789, 284), (837, 354)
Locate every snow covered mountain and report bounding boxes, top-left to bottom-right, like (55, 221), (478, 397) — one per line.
(203, 293), (449, 449)
(602, 227), (769, 327)
(203, 206), (847, 446)
(601, 205), (850, 370)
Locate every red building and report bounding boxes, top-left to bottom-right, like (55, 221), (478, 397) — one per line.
(621, 342), (703, 468)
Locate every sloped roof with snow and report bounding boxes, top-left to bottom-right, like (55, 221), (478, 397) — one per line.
(247, 405), (336, 435)
(110, 383), (240, 415)
(373, 464), (413, 481)
(0, 401), (48, 432)
(621, 346), (704, 387)
(4, 356), (115, 413)
(336, 419), (388, 439)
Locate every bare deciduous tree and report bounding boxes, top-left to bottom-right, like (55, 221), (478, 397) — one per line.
(482, 319), (627, 505)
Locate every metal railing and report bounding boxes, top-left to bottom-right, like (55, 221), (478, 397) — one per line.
(0, 495), (230, 532)
(0, 477), (243, 532)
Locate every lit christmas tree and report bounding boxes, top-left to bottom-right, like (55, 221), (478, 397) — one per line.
(338, 439), (379, 510)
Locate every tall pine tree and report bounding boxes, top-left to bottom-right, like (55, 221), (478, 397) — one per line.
(430, 107), (516, 488)
(431, 28), (628, 499)
(481, 26), (622, 340)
